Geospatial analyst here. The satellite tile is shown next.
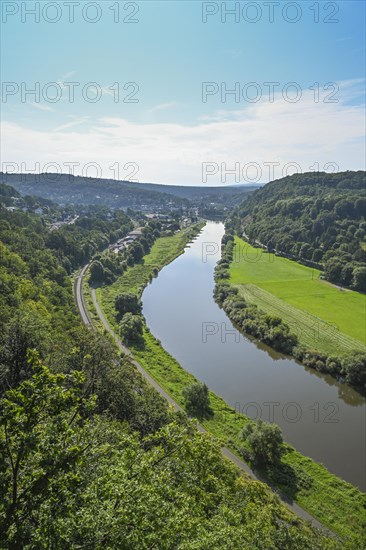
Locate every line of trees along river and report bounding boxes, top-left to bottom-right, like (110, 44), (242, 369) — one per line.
(142, 221), (366, 490)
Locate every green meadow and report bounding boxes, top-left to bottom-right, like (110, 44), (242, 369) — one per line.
(229, 237), (366, 353)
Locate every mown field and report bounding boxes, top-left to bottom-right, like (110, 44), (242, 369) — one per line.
(230, 237), (366, 352)
(83, 229), (366, 545)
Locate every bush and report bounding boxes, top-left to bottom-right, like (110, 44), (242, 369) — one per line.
(119, 313), (143, 345)
(115, 292), (142, 317)
(341, 354), (366, 392)
(213, 283), (238, 305)
(239, 447), (253, 462)
(89, 260), (105, 283)
(182, 382), (212, 418)
(241, 419), (283, 465)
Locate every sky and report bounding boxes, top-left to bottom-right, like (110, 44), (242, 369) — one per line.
(1, 0), (365, 185)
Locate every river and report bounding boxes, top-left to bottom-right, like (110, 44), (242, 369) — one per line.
(142, 221), (366, 490)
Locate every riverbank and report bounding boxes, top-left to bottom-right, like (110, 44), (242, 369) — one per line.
(230, 236), (366, 352)
(216, 229), (366, 396)
(84, 225), (366, 545)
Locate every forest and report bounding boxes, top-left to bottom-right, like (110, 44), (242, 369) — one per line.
(237, 171), (366, 291)
(1, 173), (254, 214)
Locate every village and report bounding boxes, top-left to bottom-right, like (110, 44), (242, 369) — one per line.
(109, 213), (196, 255)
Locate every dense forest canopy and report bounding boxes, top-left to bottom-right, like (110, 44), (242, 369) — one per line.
(0, 185), (132, 385)
(237, 171), (366, 291)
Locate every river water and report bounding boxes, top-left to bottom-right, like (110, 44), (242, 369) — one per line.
(142, 222), (366, 490)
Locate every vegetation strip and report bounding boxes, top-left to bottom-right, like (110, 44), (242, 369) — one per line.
(81, 227), (366, 545)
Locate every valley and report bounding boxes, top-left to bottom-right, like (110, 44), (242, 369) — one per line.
(2, 4), (365, 546)
(1, 173), (365, 548)
(79, 221), (366, 541)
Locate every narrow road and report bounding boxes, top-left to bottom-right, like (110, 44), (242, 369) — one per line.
(74, 264), (335, 537)
(74, 265), (94, 328)
(91, 287), (183, 410)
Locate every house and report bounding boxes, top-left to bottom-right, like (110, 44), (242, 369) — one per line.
(129, 229), (143, 237)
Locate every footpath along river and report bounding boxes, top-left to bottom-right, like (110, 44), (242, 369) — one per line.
(142, 221), (366, 490)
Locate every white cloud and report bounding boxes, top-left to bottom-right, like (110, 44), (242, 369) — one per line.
(30, 102), (54, 112)
(1, 80), (365, 185)
(52, 116), (90, 132)
(147, 102), (178, 115)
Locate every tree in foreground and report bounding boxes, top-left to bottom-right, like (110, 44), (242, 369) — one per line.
(0, 353), (343, 549)
(182, 382), (212, 419)
(241, 419), (283, 465)
(0, 351), (94, 547)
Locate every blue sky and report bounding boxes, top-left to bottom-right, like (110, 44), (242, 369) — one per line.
(1, 0), (365, 185)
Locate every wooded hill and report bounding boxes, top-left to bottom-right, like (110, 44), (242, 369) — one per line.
(237, 171), (366, 291)
(1, 173), (255, 212)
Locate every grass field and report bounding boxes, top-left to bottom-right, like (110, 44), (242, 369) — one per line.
(230, 237), (366, 352)
(82, 229), (366, 544)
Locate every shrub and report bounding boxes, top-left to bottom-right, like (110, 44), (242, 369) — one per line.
(241, 420), (283, 465)
(119, 313), (143, 345)
(341, 354), (366, 392)
(115, 292), (142, 317)
(182, 382), (212, 418)
(89, 260), (105, 283)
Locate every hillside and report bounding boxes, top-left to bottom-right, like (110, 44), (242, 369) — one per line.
(0, 173), (255, 213)
(1, 173), (188, 212)
(237, 171), (366, 291)
(134, 180), (258, 203)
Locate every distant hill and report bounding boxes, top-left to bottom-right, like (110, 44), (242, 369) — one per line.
(131, 181), (260, 201)
(235, 171), (366, 291)
(0, 173), (187, 212)
(0, 173), (256, 212)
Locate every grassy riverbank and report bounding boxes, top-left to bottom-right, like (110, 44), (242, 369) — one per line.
(131, 332), (366, 543)
(95, 224), (204, 322)
(85, 227), (366, 545)
(230, 237), (366, 353)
